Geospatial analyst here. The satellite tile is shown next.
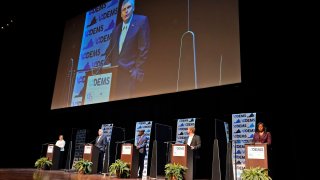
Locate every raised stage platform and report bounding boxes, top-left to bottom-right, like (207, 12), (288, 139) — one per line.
(0, 169), (165, 180)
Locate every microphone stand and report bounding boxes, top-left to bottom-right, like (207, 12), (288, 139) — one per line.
(40, 144), (45, 158)
(93, 41), (116, 75)
(164, 141), (176, 164)
(114, 138), (135, 161)
(114, 141), (121, 162)
(65, 128), (75, 171)
(67, 58), (74, 107)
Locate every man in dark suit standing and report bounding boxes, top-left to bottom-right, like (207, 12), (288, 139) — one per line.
(136, 129), (148, 178)
(95, 129), (107, 174)
(105, 0), (150, 100)
(184, 127), (201, 178)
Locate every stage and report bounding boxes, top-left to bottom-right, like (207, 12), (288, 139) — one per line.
(0, 169), (165, 180)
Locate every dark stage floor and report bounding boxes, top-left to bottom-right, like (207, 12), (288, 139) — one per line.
(0, 169), (166, 180)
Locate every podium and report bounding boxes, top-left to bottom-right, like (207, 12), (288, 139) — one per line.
(46, 144), (60, 170)
(245, 143), (268, 169)
(171, 144), (194, 180)
(82, 65), (118, 105)
(83, 144), (100, 174)
(120, 143), (139, 178)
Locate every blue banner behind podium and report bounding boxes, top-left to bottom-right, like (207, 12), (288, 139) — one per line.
(101, 123), (113, 142)
(232, 113), (256, 180)
(175, 118), (196, 144)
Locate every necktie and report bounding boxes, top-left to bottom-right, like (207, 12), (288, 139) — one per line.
(119, 25), (128, 53)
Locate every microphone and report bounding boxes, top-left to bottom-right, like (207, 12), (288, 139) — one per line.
(75, 143), (86, 145)
(116, 138), (135, 143)
(164, 141), (176, 144)
(69, 58), (74, 75)
(42, 142), (55, 145)
(89, 138), (96, 144)
(93, 41), (117, 75)
(67, 58), (75, 107)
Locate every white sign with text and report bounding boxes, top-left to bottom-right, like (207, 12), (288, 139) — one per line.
(122, 145), (132, 155)
(247, 146), (265, 159)
(84, 145), (92, 154)
(47, 145), (54, 153)
(173, 146), (185, 157)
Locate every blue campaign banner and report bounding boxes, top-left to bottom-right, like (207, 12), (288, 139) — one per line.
(71, 0), (119, 106)
(101, 123), (113, 142)
(135, 121), (152, 178)
(232, 113), (256, 180)
(175, 118), (196, 144)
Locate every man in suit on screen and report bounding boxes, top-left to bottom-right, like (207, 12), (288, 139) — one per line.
(104, 0), (150, 100)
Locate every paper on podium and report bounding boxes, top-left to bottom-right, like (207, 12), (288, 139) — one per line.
(84, 145), (92, 154)
(47, 145), (54, 153)
(122, 145), (132, 155)
(247, 146), (265, 159)
(173, 145), (185, 157)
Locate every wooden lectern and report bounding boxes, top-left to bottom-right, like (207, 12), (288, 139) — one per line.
(171, 144), (194, 180)
(120, 143), (139, 178)
(83, 144), (100, 174)
(46, 144), (60, 170)
(245, 143), (268, 169)
(82, 65), (119, 105)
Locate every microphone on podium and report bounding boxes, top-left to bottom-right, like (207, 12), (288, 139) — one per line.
(93, 41), (117, 75)
(42, 142), (55, 145)
(89, 138), (97, 144)
(164, 141), (176, 144)
(116, 138), (135, 144)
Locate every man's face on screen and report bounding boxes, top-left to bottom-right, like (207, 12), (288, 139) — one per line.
(121, 2), (134, 23)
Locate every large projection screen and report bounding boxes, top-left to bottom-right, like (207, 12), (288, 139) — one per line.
(51, 0), (241, 109)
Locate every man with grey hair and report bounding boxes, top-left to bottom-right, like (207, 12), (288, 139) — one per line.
(105, 0), (150, 100)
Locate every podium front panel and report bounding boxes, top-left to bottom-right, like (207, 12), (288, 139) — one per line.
(46, 144), (54, 161)
(82, 144), (99, 174)
(120, 144), (139, 178)
(82, 66), (118, 105)
(245, 144), (268, 169)
(171, 144), (187, 167)
(83, 145), (93, 161)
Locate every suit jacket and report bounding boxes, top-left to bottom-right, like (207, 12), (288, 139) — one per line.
(95, 134), (108, 152)
(253, 132), (271, 145)
(184, 135), (201, 150)
(184, 135), (201, 159)
(137, 134), (148, 154)
(105, 14), (150, 72)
